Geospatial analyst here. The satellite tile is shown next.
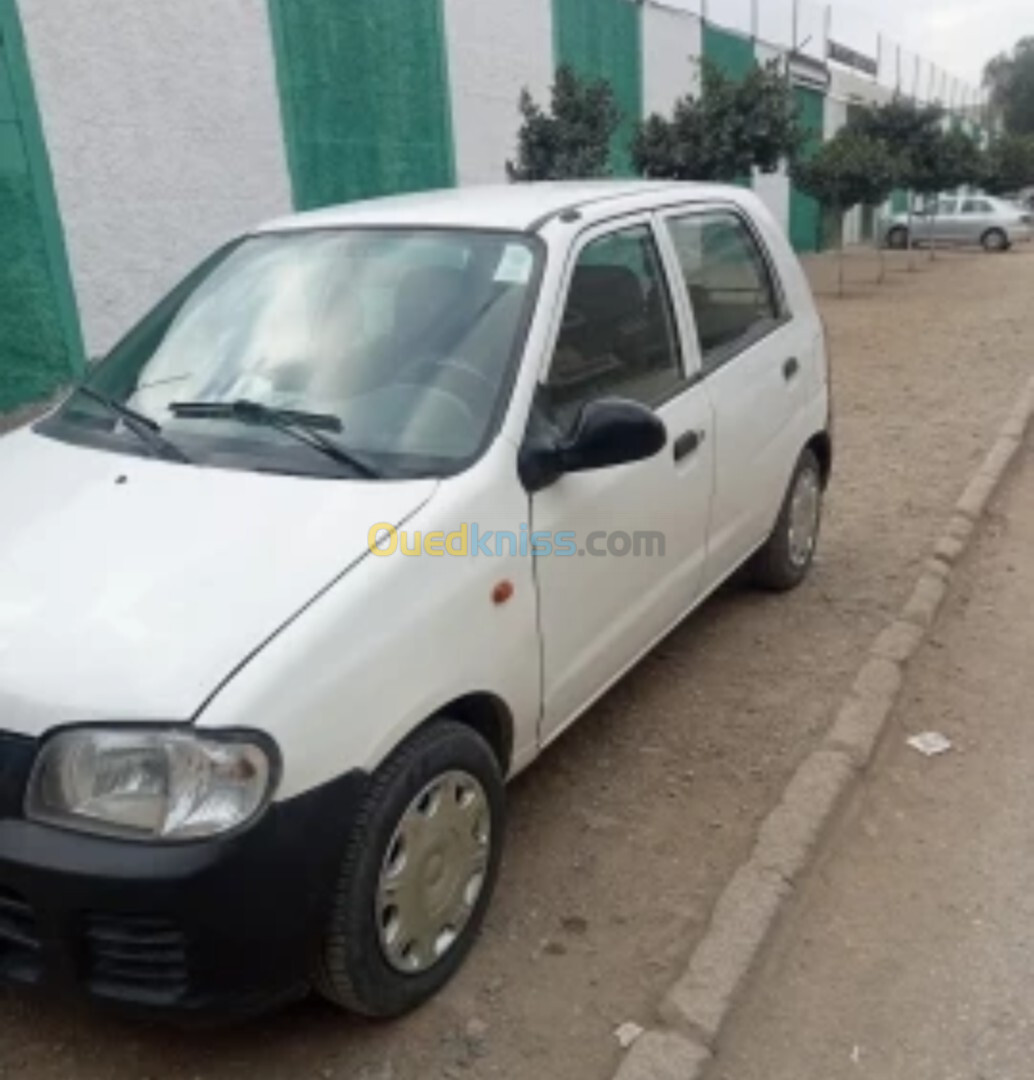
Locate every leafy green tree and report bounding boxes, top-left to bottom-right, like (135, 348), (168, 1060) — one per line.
(791, 129), (897, 293)
(507, 65), (620, 181)
(983, 133), (1034, 193)
(983, 37), (1034, 135)
(631, 59), (800, 181)
(848, 98), (945, 266)
(911, 127), (985, 256)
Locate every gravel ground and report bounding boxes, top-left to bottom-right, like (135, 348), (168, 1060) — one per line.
(709, 425), (1034, 1080)
(1, 245), (1032, 1080)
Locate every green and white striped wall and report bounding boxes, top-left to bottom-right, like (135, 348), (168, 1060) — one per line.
(3, 0), (905, 413)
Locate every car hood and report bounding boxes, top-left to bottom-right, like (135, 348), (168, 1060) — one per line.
(0, 430), (436, 736)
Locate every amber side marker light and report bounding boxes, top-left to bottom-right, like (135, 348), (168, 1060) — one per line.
(492, 580), (515, 605)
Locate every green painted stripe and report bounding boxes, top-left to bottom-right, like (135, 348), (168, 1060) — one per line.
(0, 0), (84, 413)
(553, 0), (642, 176)
(267, 0), (455, 210)
(789, 85), (825, 254)
(702, 23), (755, 81)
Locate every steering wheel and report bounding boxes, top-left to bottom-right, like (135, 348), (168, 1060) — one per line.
(392, 382), (477, 427)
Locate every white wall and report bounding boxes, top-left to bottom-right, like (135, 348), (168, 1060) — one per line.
(20, 0), (293, 356)
(444, 0), (554, 185)
(642, 4), (702, 118)
(752, 41), (791, 237)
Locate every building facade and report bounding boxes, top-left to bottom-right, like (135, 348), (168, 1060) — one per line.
(0, 0), (979, 413)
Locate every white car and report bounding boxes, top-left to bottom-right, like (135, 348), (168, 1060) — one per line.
(0, 181), (830, 1020)
(884, 193), (1032, 251)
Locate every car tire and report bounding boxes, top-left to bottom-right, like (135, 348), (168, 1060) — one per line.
(981, 228), (1009, 253)
(887, 225), (909, 250)
(750, 447), (823, 592)
(312, 720), (505, 1017)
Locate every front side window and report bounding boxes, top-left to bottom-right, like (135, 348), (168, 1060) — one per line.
(43, 229), (542, 478)
(543, 224), (682, 426)
(666, 211), (782, 371)
(937, 198), (959, 215)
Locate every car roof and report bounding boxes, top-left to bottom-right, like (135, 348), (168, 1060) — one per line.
(255, 180), (748, 235)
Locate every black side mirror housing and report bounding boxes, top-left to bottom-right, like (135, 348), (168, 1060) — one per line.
(519, 397), (667, 492)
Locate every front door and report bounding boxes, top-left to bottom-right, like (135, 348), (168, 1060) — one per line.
(531, 217), (715, 744)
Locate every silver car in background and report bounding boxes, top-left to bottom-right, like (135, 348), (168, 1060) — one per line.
(883, 194), (1032, 252)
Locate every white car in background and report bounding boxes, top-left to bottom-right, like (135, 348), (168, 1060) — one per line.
(884, 193), (1032, 251)
(0, 181), (831, 1021)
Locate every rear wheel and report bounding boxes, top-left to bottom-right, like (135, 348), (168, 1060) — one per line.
(887, 225), (909, 250)
(751, 448), (823, 592)
(982, 228), (1009, 253)
(313, 720), (505, 1017)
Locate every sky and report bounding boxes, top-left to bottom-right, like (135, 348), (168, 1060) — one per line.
(846, 0), (1028, 84)
(685, 0), (1029, 92)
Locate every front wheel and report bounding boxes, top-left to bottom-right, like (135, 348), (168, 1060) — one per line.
(313, 720), (505, 1017)
(751, 447), (823, 592)
(982, 228), (1010, 253)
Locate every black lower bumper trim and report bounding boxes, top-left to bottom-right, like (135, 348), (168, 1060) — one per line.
(0, 767), (368, 1020)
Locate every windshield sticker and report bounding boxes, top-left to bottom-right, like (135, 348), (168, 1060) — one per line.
(494, 244), (533, 285)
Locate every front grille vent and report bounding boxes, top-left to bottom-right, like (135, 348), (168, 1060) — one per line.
(84, 913), (189, 1001)
(0, 886), (42, 981)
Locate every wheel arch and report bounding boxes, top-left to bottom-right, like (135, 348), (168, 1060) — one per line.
(414, 692), (516, 777)
(806, 430), (833, 489)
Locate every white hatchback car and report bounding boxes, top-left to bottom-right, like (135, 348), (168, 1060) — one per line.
(0, 181), (830, 1020)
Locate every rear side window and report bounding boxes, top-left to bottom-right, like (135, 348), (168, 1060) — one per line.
(961, 199), (993, 213)
(666, 211), (782, 372)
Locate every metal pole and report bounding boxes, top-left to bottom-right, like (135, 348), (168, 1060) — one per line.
(913, 54), (920, 100)
(792, 0), (799, 52)
(750, 0), (758, 40)
(823, 4), (832, 59)
(896, 43), (902, 94)
(700, 0), (708, 22)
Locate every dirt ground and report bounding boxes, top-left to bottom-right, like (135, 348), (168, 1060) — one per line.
(1, 246), (1033, 1080)
(710, 419), (1034, 1080)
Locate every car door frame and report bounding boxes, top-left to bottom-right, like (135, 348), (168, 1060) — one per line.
(521, 207), (717, 748)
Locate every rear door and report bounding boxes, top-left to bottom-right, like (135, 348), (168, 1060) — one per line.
(660, 204), (811, 585)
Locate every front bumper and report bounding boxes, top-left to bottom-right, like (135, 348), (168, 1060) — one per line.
(0, 732), (367, 1020)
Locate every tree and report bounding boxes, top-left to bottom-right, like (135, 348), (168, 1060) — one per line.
(791, 129), (897, 294)
(911, 127), (985, 257)
(848, 98), (945, 268)
(983, 133), (1034, 194)
(631, 58), (800, 182)
(507, 65), (620, 181)
(983, 37), (1034, 135)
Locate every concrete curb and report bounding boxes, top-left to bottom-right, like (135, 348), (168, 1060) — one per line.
(610, 374), (1034, 1080)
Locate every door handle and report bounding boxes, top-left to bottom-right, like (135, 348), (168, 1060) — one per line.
(783, 357), (800, 382)
(673, 429), (704, 461)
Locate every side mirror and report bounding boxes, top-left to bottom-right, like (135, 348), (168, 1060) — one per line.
(519, 397), (667, 492)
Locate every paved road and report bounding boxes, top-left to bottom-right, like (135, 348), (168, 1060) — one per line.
(712, 435), (1034, 1080)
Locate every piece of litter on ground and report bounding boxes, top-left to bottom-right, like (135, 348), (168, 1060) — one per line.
(907, 731), (953, 757)
(851, 1044), (862, 1065)
(614, 1022), (645, 1049)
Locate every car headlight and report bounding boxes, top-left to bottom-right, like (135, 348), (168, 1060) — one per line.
(25, 728), (277, 841)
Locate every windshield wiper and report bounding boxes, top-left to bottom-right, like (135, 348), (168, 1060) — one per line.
(169, 399), (380, 479)
(72, 384), (192, 464)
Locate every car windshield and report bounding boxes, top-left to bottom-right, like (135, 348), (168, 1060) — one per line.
(45, 228), (543, 479)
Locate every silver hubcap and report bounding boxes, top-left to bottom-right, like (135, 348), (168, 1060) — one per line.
(376, 771), (491, 974)
(788, 466), (821, 568)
